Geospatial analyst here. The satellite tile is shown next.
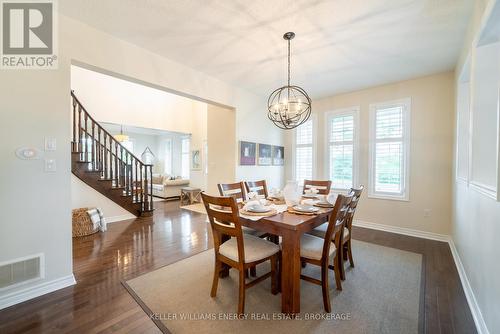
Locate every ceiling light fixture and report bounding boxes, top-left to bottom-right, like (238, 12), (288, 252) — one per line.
(267, 32), (311, 130)
(114, 125), (129, 143)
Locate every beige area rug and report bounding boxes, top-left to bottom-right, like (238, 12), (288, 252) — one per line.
(180, 203), (207, 214)
(124, 240), (422, 334)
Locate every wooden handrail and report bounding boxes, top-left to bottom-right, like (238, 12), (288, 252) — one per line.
(71, 90), (154, 213)
(71, 90), (146, 164)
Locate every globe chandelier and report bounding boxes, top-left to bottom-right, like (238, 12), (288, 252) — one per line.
(267, 32), (311, 130)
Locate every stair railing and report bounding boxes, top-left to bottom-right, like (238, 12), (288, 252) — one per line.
(71, 91), (153, 214)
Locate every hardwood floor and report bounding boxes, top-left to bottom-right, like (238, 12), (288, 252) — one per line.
(0, 201), (476, 333)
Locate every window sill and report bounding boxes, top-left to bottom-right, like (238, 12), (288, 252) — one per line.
(367, 193), (409, 202)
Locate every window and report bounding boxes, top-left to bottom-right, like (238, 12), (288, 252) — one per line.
(326, 108), (359, 190)
(163, 139), (172, 175)
(294, 119), (314, 184)
(121, 140), (133, 153)
(369, 99), (410, 200)
(469, 41), (499, 198)
(181, 137), (190, 179)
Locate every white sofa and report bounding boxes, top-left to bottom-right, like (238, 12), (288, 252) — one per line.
(151, 174), (190, 199)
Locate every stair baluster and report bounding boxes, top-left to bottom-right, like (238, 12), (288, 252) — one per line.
(70, 91), (154, 217)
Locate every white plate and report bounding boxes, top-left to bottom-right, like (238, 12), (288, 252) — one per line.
(292, 205), (319, 213)
(246, 205), (271, 213)
(302, 194), (319, 199)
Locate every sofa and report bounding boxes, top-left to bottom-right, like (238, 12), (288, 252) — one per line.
(151, 174), (190, 199)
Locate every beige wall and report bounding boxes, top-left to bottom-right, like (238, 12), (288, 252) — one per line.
(285, 72), (455, 235)
(206, 105), (236, 195)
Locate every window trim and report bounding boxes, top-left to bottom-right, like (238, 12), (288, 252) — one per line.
(292, 115), (317, 185)
(181, 136), (190, 179)
(368, 98), (411, 201)
(324, 107), (360, 191)
(163, 138), (173, 175)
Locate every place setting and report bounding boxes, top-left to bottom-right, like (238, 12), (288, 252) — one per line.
(239, 191), (288, 220)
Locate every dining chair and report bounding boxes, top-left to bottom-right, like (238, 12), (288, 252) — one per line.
(244, 180), (269, 198)
(308, 186), (363, 281)
(218, 182), (247, 203)
(218, 182), (270, 277)
(202, 193), (279, 314)
(339, 186), (364, 278)
(296, 194), (352, 312)
(302, 180), (332, 195)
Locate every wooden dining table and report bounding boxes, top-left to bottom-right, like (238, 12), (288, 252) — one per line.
(238, 207), (333, 314)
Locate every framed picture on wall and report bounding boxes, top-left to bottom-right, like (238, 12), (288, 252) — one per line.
(191, 149), (201, 170)
(239, 141), (256, 165)
(258, 143), (272, 165)
(272, 145), (284, 166)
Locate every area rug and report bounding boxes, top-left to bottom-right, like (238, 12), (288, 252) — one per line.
(180, 203), (207, 214)
(123, 240), (422, 334)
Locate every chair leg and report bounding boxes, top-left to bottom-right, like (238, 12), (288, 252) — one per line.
(250, 266), (257, 277)
(321, 263), (332, 313)
(270, 255), (278, 295)
(277, 252), (282, 293)
(211, 259), (221, 297)
(238, 269), (246, 315)
(339, 247), (346, 281)
(334, 255), (343, 291)
(347, 240), (355, 268)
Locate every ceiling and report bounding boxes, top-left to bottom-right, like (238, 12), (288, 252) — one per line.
(61, 0), (474, 99)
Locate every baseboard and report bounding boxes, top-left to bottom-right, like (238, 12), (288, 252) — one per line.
(106, 213), (137, 223)
(353, 219), (450, 242)
(0, 274), (76, 310)
(353, 219), (489, 334)
(448, 240), (490, 334)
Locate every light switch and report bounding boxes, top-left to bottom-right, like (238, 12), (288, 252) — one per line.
(45, 137), (57, 151)
(44, 159), (56, 172)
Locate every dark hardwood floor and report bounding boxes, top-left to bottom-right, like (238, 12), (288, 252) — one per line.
(0, 201), (476, 334)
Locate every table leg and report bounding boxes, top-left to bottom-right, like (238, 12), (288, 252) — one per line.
(280, 230), (301, 314)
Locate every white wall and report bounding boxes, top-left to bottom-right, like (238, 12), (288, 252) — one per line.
(71, 176), (134, 222)
(236, 99), (286, 190)
(452, 1), (500, 333)
(286, 72), (455, 235)
(0, 54), (74, 307)
(0, 13), (283, 308)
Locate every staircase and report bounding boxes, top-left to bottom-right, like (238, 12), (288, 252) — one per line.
(71, 91), (154, 217)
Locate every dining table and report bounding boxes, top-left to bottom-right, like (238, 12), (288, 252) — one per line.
(236, 205), (333, 314)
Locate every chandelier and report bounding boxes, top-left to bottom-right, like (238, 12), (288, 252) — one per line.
(268, 32), (311, 130)
(114, 125), (129, 143)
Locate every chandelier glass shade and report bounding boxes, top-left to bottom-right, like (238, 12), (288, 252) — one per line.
(267, 32), (311, 130)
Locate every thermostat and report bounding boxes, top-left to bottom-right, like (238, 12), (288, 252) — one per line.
(16, 147), (42, 160)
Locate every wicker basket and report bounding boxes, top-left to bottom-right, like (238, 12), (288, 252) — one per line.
(72, 208), (99, 237)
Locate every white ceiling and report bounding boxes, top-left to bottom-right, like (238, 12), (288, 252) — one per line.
(61, 0), (474, 99)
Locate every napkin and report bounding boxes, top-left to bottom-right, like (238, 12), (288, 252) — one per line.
(300, 199), (316, 206)
(304, 187), (319, 195)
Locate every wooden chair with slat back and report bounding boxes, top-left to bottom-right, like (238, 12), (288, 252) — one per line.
(218, 182), (275, 277)
(217, 182), (247, 203)
(201, 193), (279, 314)
(302, 180), (332, 195)
(244, 180), (269, 198)
(338, 185), (364, 279)
(296, 194), (352, 312)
